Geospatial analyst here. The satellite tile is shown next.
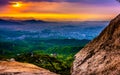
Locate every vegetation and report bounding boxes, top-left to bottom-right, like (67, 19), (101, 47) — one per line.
(15, 53), (72, 75)
(0, 38), (90, 75)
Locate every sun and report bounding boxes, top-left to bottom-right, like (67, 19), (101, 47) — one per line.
(12, 2), (22, 8)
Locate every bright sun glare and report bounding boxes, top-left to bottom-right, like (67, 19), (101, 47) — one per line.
(12, 2), (22, 8)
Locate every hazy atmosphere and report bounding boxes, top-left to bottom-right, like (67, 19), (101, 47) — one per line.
(0, 0), (120, 21)
(0, 0), (120, 75)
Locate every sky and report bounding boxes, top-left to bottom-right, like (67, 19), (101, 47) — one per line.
(0, 0), (120, 21)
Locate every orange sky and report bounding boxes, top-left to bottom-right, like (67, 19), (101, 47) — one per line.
(0, 1), (120, 21)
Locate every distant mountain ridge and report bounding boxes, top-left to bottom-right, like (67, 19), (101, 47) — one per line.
(21, 19), (47, 24)
(0, 19), (22, 25)
(0, 19), (48, 25)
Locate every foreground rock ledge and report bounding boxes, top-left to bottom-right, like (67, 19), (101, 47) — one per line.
(71, 14), (120, 75)
(0, 61), (57, 75)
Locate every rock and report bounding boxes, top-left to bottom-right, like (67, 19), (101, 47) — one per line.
(0, 61), (57, 75)
(10, 58), (16, 62)
(71, 14), (120, 75)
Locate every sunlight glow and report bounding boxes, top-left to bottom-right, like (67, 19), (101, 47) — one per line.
(12, 2), (22, 8)
(0, 1), (119, 21)
(0, 13), (114, 21)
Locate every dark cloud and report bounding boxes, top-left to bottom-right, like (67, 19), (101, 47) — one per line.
(0, 0), (9, 6)
(116, 0), (120, 2)
(0, 0), (116, 6)
(0, 0), (54, 6)
(23, 0), (112, 3)
(24, 0), (113, 3)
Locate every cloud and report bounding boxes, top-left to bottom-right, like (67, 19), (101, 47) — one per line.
(0, 0), (9, 6)
(23, 0), (115, 4)
(0, 0), (117, 6)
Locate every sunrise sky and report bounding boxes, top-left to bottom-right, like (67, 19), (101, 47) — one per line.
(0, 0), (120, 21)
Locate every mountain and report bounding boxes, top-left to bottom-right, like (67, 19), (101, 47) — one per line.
(21, 19), (47, 24)
(0, 19), (21, 25)
(0, 19), (48, 25)
(71, 14), (120, 75)
(0, 61), (57, 75)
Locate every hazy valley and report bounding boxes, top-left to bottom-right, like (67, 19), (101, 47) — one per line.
(0, 20), (109, 75)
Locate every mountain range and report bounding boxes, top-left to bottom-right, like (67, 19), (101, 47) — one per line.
(0, 19), (48, 25)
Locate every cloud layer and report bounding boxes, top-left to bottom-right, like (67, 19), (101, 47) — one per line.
(0, 0), (119, 21)
(0, 0), (117, 6)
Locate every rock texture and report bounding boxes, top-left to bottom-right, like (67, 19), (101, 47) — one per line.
(71, 14), (120, 75)
(0, 61), (57, 75)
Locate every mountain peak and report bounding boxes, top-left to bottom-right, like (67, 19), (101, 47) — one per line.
(71, 14), (120, 75)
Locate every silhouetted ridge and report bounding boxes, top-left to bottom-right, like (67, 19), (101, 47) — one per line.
(0, 19), (48, 25)
(0, 19), (22, 25)
(21, 19), (47, 24)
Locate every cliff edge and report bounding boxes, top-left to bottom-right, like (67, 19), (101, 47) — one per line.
(71, 14), (120, 75)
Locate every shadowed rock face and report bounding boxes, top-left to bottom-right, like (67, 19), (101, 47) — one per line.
(0, 61), (57, 75)
(71, 14), (120, 75)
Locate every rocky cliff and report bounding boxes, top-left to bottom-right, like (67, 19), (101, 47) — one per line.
(71, 14), (120, 75)
(0, 61), (57, 75)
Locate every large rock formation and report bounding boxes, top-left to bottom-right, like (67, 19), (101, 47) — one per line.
(0, 61), (57, 75)
(71, 14), (120, 75)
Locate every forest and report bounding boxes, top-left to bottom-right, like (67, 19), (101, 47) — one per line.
(0, 38), (90, 75)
